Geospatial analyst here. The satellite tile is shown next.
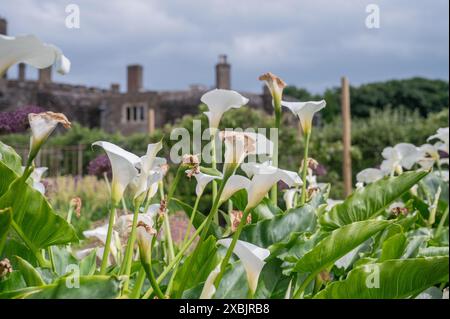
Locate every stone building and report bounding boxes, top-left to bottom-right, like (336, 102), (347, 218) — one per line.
(0, 17), (275, 135)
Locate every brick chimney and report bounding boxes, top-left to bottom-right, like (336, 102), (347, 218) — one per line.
(18, 63), (26, 81)
(215, 54), (231, 89)
(111, 83), (120, 93)
(127, 64), (143, 93)
(38, 66), (52, 84)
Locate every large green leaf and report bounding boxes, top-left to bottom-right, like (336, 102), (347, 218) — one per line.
(294, 220), (391, 274)
(214, 261), (248, 299)
(379, 232), (407, 261)
(0, 164), (78, 249)
(315, 257), (449, 299)
(0, 141), (22, 176)
(320, 171), (428, 230)
(172, 235), (220, 298)
(239, 204), (316, 248)
(0, 208), (11, 254)
(15, 256), (45, 287)
(254, 258), (291, 299)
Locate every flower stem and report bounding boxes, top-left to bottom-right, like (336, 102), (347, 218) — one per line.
(214, 207), (251, 289)
(300, 132), (311, 206)
(160, 180), (175, 263)
(129, 267), (146, 298)
(270, 103), (281, 205)
(292, 271), (316, 299)
(99, 203), (116, 274)
(435, 206), (449, 239)
(182, 194), (201, 245)
(211, 131), (219, 223)
(141, 237), (166, 299)
(120, 204), (141, 290)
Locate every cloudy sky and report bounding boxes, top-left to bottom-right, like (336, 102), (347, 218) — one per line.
(1, 0), (448, 93)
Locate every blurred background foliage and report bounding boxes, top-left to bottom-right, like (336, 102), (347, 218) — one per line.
(0, 77), (448, 231)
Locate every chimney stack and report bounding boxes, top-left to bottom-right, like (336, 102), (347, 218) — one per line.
(111, 83), (120, 93)
(127, 64), (143, 93)
(215, 54), (231, 89)
(18, 63), (26, 81)
(38, 66), (52, 85)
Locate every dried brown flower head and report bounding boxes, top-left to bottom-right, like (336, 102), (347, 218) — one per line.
(0, 258), (12, 278)
(70, 197), (82, 218)
(230, 210), (252, 233)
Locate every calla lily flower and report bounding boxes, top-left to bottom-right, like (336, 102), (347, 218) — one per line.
(22, 166), (48, 194)
(428, 127), (449, 154)
(28, 112), (71, 161)
(189, 171), (221, 197)
(220, 131), (273, 173)
(218, 239), (270, 293)
(83, 224), (119, 259)
(380, 143), (424, 175)
(259, 72), (286, 107)
(356, 168), (385, 185)
(115, 204), (159, 238)
(283, 188), (300, 210)
(219, 175), (251, 203)
(281, 100), (326, 134)
(201, 89), (249, 129)
(0, 34), (70, 77)
(136, 222), (156, 261)
(242, 162), (302, 210)
(92, 141), (140, 205)
(200, 265), (221, 299)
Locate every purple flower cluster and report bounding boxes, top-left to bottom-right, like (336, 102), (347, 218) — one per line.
(0, 105), (45, 134)
(87, 154), (112, 178)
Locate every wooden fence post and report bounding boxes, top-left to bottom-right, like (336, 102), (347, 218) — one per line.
(341, 76), (352, 196)
(77, 144), (83, 176)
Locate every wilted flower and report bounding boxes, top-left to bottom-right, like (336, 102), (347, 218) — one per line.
(230, 210), (252, 232)
(0, 258), (12, 278)
(0, 34), (70, 77)
(0, 106), (45, 134)
(259, 72), (286, 109)
(201, 89), (249, 129)
(281, 100), (326, 135)
(28, 112), (71, 162)
(70, 197), (82, 218)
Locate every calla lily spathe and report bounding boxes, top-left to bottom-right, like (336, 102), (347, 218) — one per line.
(22, 166), (48, 194)
(82, 223), (120, 262)
(28, 112), (71, 161)
(281, 100), (326, 134)
(380, 143), (424, 175)
(190, 171), (221, 197)
(0, 34), (70, 77)
(92, 141), (140, 205)
(115, 204), (159, 237)
(219, 175), (251, 204)
(201, 89), (249, 129)
(428, 127), (449, 154)
(283, 188), (300, 210)
(218, 239), (270, 293)
(241, 162), (302, 210)
(220, 131), (273, 173)
(356, 168), (385, 185)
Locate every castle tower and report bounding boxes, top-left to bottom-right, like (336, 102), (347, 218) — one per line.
(127, 64), (143, 93)
(215, 54), (231, 89)
(38, 67), (52, 84)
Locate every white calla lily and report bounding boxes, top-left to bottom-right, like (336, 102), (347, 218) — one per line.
(380, 143), (424, 175)
(189, 171), (221, 197)
(281, 100), (326, 134)
(92, 141), (140, 205)
(218, 239), (270, 293)
(201, 89), (249, 129)
(115, 203), (159, 237)
(0, 34), (70, 77)
(22, 166), (48, 194)
(356, 168), (385, 185)
(243, 163), (302, 210)
(83, 224), (119, 258)
(200, 265), (221, 299)
(283, 188), (300, 210)
(428, 127), (449, 154)
(28, 112), (71, 161)
(219, 175), (251, 203)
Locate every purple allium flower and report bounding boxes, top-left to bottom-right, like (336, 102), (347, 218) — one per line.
(0, 105), (45, 134)
(313, 163), (327, 176)
(88, 154), (112, 178)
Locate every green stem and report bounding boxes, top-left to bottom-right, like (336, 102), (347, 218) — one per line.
(435, 206), (449, 239)
(182, 194), (201, 245)
(10, 220), (49, 268)
(270, 104), (281, 205)
(66, 206), (74, 224)
(300, 132), (311, 206)
(99, 204), (116, 274)
(211, 131), (218, 223)
(47, 247), (56, 273)
(120, 205), (141, 290)
(129, 267), (146, 298)
(160, 181), (175, 263)
(292, 271), (316, 299)
(141, 237), (165, 299)
(142, 216), (208, 299)
(214, 207), (251, 288)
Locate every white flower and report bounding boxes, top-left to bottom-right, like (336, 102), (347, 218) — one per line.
(380, 143), (424, 175)
(281, 100), (326, 134)
(0, 34), (70, 76)
(22, 166), (48, 194)
(219, 175), (251, 204)
(192, 171), (222, 197)
(92, 141), (140, 205)
(428, 127), (449, 154)
(200, 265), (221, 299)
(201, 89), (249, 129)
(326, 199), (343, 211)
(283, 188), (300, 210)
(115, 204), (159, 237)
(218, 239), (270, 293)
(242, 162), (302, 210)
(356, 168), (385, 185)
(28, 112), (71, 159)
(418, 143), (442, 169)
(220, 131), (273, 172)
(83, 223), (119, 260)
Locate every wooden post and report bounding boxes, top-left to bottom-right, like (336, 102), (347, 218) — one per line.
(77, 144), (83, 176)
(341, 76), (352, 196)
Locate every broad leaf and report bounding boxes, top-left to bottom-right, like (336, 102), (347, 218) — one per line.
(294, 220), (391, 274)
(0, 207), (11, 254)
(254, 258), (291, 299)
(379, 232), (407, 261)
(214, 261), (248, 299)
(315, 257), (449, 299)
(15, 256), (45, 287)
(320, 171), (428, 230)
(0, 141), (22, 176)
(240, 204), (316, 248)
